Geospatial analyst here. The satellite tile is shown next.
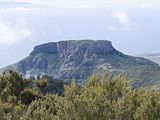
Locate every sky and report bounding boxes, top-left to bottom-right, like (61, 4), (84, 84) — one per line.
(0, 0), (160, 67)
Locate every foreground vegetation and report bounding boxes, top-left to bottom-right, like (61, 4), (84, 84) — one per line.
(0, 71), (160, 120)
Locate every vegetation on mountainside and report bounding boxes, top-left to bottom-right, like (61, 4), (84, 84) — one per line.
(0, 71), (160, 120)
(5, 40), (160, 89)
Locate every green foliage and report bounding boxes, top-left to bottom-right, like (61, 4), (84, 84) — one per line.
(35, 79), (47, 89)
(20, 88), (40, 105)
(55, 75), (132, 120)
(1, 71), (160, 119)
(0, 71), (28, 103)
(42, 77), (66, 95)
(21, 94), (57, 120)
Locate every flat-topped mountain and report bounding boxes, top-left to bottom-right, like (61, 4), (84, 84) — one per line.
(2, 40), (160, 87)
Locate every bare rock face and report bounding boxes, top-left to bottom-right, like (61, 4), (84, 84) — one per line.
(2, 40), (158, 83)
(30, 40), (114, 60)
(30, 43), (58, 55)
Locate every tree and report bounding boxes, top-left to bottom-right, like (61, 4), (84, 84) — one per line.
(0, 71), (28, 99)
(20, 88), (40, 105)
(21, 94), (57, 120)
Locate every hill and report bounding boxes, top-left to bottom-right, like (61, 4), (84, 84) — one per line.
(137, 53), (160, 65)
(2, 40), (160, 87)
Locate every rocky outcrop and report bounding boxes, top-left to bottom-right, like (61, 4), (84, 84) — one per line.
(30, 40), (114, 58)
(30, 43), (58, 55)
(2, 40), (159, 83)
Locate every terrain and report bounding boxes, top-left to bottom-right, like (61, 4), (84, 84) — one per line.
(1, 40), (160, 88)
(137, 53), (160, 65)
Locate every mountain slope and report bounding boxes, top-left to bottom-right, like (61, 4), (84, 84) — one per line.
(2, 40), (160, 87)
(137, 54), (160, 65)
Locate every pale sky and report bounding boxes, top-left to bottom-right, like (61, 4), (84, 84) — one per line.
(0, 0), (160, 67)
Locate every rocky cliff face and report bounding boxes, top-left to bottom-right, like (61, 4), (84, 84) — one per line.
(30, 40), (114, 59)
(2, 40), (160, 86)
(17, 40), (117, 79)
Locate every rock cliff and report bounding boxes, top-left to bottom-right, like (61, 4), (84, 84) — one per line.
(2, 40), (160, 86)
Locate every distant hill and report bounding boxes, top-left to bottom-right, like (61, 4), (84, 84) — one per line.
(137, 53), (160, 65)
(2, 40), (160, 88)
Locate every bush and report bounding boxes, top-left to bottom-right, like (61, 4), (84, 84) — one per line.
(20, 88), (40, 105)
